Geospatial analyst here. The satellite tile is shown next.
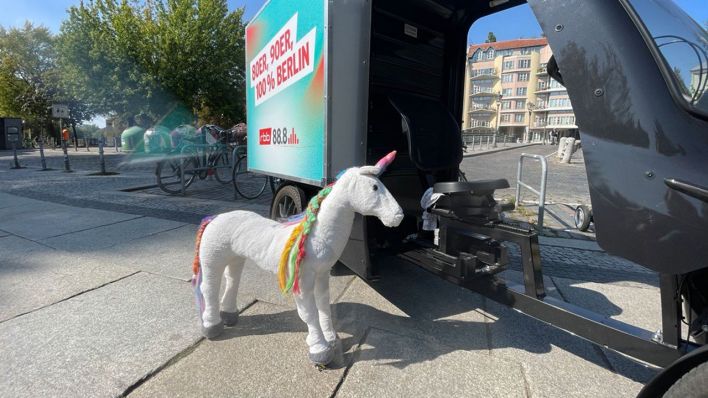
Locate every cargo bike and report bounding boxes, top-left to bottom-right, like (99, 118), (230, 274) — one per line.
(245, 0), (708, 395)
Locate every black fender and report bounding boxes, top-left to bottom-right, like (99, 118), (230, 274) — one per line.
(637, 344), (708, 397)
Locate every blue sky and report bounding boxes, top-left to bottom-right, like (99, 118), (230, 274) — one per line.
(0, 0), (705, 125)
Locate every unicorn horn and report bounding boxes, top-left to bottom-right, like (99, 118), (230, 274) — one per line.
(374, 150), (397, 174)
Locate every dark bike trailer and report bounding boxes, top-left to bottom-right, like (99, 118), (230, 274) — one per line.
(245, 0), (708, 395)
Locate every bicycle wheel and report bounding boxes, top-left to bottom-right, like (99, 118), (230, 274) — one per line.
(156, 156), (197, 194)
(232, 155), (268, 199)
(213, 151), (233, 184)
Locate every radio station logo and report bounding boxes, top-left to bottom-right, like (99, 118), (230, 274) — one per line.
(258, 127), (300, 146)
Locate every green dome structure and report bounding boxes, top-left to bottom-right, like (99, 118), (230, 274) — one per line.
(121, 126), (146, 152)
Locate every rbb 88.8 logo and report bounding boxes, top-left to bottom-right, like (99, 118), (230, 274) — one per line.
(271, 127), (289, 145)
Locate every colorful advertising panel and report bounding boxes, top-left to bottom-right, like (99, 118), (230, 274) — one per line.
(245, 0), (326, 184)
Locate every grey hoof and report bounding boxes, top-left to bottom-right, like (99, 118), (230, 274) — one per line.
(220, 311), (239, 326)
(308, 345), (336, 366)
(201, 321), (224, 339)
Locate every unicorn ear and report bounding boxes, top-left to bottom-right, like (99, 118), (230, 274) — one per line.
(374, 150), (397, 175)
(358, 166), (381, 175)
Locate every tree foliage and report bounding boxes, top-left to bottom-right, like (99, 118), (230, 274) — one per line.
(0, 23), (57, 129)
(57, 0), (246, 127)
(0, 22), (94, 137)
(485, 31), (497, 43)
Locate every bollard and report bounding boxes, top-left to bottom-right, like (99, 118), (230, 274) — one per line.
(11, 142), (24, 169)
(51, 137), (56, 150)
(98, 137), (106, 174)
(62, 139), (73, 172)
(557, 137), (567, 158)
(38, 138), (49, 170)
(562, 138), (576, 163)
(485, 135), (489, 149)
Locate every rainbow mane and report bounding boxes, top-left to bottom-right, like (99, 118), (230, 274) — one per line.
(277, 183), (335, 294)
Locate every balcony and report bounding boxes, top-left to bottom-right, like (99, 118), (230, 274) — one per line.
(470, 68), (498, 80)
(537, 64), (548, 75)
(470, 89), (499, 98)
(469, 104), (495, 113)
(470, 120), (493, 128)
(533, 121), (547, 127)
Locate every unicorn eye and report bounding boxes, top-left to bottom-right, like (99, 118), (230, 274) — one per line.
(372, 184), (379, 191)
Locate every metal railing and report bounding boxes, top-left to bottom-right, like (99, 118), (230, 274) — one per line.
(471, 68), (497, 77)
(462, 133), (509, 150)
(515, 153), (548, 230)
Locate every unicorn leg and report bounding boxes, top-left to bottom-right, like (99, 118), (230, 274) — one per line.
(199, 257), (227, 339)
(314, 269), (337, 343)
(220, 259), (245, 326)
(294, 268), (332, 365)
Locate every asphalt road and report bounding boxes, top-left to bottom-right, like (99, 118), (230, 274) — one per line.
(460, 144), (591, 206)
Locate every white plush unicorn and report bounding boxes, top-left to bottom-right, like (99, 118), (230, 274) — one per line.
(192, 151), (403, 366)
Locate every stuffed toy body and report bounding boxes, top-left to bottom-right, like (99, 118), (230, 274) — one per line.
(192, 151), (403, 366)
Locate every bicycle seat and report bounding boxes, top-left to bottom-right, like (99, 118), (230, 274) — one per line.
(434, 179), (509, 195)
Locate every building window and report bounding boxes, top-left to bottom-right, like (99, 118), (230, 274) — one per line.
(549, 98), (572, 108)
(518, 72), (529, 82)
(486, 49), (495, 59)
(515, 100), (526, 109)
(520, 48), (531, 55)
(502, 74), (513, 83)
(547, 115), (576, 126)
(549, 78), (564, 89)
(472, 67), (495, 77)
(502, 88), (513, 96)
(518, 59), (531, 69)
(516, 87), (527, 96)
(537, 80), (547, 90)
(515, 113), (525, 122)
(501, 101), (512, 110)
(501, 114), (511, 122)
(503, 60), (514, 70)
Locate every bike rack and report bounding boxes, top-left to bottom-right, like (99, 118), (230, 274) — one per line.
(515, 153), (548, 230)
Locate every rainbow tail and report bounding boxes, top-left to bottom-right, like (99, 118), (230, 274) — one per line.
(192, 216), (215, 319)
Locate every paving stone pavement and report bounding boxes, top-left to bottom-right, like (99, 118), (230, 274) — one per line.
(0, 148), (668, 397)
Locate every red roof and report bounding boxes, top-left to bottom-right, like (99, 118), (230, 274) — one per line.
(467, 38), (548, 58)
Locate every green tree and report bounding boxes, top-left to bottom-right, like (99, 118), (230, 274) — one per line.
(0, 23), (56, 131)
(77, 123), (101, 138)
(485, 31), (497, 43)
(58, 0), (246, 127)
(0, 22), (94, 140)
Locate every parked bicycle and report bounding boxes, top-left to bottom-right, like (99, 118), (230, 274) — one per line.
(231, 148), (282, 199)
(155, 126), (233, 194)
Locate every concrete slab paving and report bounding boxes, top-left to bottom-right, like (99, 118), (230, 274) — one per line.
(40, 216), (185, 252)
(0, 235), (136, 321)
(0, 192), (48, 210)
(485, 298), (646, 397)
(336, 327), (527, 398)
(333, 258), (489, 351)
(85, 224), (199, 281)
(551, 276), (660, 385)
(0, 201), (141, 240)
(0, 272), (200, 398)
(238, 261), (357, 311)
(129, 301), (347, 398)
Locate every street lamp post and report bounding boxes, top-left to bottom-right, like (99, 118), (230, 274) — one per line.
(494, 93), (502, 147)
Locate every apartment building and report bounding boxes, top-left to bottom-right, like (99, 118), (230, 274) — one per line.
(462, 37), (578, 142)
